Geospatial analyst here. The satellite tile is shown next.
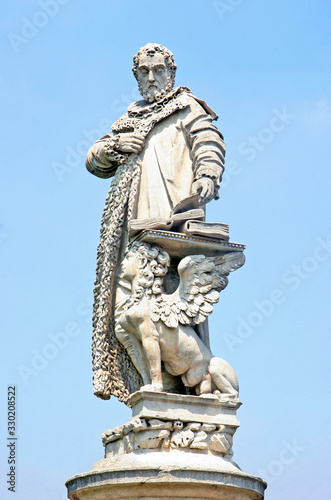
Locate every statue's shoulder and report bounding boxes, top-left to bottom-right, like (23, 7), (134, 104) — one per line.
(183, 90), (219, 121)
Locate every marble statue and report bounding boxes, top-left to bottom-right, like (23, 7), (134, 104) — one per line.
(86, 43), (238, 403)
(66, 43), (267, 500)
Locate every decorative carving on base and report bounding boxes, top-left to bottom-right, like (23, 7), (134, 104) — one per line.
(102, 416), (235, 458)
(101, 388), (241, 464)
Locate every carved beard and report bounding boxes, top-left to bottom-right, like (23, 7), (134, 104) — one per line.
(138, 79), (174, 103)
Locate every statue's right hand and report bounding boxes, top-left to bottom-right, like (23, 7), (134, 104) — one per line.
(117, 133), (145, 154)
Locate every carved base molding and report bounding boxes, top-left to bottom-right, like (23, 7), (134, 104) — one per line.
(102, 390), (241, 459)
(67, 467), (266, 500)
(66, 392), (266, 500)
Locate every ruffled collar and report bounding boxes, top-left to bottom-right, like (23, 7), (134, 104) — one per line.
(127, 86), (192, 117)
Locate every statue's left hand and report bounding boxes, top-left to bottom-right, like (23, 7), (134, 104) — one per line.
(192, 178), (215, 204)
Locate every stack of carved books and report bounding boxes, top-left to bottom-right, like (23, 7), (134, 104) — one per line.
(129, 194), (229, 241)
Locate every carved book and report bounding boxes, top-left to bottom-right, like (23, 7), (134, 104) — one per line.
(129, 194), (204, 235)
(181, 220), (230, 240)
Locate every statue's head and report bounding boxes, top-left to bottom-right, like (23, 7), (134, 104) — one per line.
(120, 242), (169, 301)
(132, 43), (177, 103)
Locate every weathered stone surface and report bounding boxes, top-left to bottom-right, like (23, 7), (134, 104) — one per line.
(101, 392), (239, 460)
(67, 390), (265, 499)
(66, 451), (267, 500)
(201, 423), (217, 432)
(209, 432), (233, 454)
(86, 43), (243, 404)
(130, 418), (147, 433)
(170, 428), (195, 448)
(190, 431), (208, 449)
(148, 418), (173, 430)
(135, 429), (170, 449)
(103, 415), (236, 457)
(128, 390), (241, 425)
(184, 422), (201, 431)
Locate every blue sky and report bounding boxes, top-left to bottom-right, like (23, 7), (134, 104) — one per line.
(1, 1), (330, 498)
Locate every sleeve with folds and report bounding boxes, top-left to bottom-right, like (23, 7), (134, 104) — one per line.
(183, 98), (226, 199)
(85, 132), (128, 179)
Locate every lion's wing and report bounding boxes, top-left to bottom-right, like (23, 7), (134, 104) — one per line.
(176, 255), (225, 325)
(151, 252), (244, 328)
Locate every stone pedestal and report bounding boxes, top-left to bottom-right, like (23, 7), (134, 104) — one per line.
(66, 391), (266, 500)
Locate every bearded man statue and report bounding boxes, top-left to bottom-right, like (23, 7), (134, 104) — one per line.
(86, 43), (226, 403)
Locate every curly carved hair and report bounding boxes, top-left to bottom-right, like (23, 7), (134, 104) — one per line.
(132, 43), (177, 88)
(125, 242), (169, 307)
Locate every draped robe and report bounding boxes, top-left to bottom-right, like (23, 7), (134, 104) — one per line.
(86, 87), (226, 402)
